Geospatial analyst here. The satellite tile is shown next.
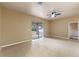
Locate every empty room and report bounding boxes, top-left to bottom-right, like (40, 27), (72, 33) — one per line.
(0, 2), (79, 57)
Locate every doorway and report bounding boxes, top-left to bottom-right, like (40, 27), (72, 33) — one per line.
(68, 22), (78, 40)
(32, 22), (44, 39)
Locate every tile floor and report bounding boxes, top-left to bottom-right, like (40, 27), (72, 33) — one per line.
(1, 38), (79, 57)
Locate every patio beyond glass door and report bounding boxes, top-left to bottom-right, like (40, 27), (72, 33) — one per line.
(32, 22), (43, 39)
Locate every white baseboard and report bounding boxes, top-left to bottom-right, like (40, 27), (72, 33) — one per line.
(50, 35), (69, 40)
(1, 40), (31, 48)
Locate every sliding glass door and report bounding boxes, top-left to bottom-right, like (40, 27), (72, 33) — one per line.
(32, 22), (43, 39)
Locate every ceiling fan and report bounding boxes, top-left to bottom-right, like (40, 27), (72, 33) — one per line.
(47, 9), (61, 18)
(37, 2), (61, 18)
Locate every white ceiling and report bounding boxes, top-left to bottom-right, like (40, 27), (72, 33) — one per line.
(0, 2), (79, 20)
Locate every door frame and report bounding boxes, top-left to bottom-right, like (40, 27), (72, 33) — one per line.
(68, 21), (79, 40)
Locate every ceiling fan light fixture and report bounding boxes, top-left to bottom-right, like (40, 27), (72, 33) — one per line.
(51, 14), (55, 18)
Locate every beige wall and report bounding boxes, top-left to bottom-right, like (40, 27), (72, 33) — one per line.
(43, 20), (50, 37)
(1, 5), (78, 46)
(49, 17), (79, 39)
(0, 6), (2, 46)
(0, 6), (46, 46)
(1, 7), (32, 46)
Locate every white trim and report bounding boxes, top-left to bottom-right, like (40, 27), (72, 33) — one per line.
(50, 35), (69, 40)
(1, 40), (31, 48)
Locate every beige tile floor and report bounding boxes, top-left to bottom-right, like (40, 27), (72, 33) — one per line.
(1, 38), (79, 57)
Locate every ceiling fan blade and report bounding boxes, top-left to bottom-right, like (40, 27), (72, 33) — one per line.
(55, 13), (61, 15)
